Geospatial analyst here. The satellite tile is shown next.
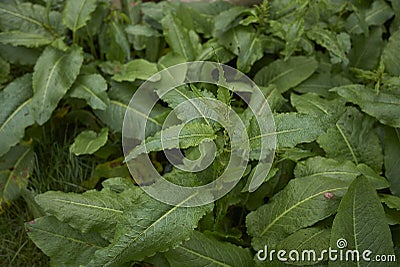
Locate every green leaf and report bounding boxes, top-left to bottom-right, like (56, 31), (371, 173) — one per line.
(0, 144), (34, 211)
(69, 74), (109, 110)
(348, 27), (383, 70)
(35, 185), (139, 240)
(294, 156), (389, 190)
(0, 44), (40, 65)
(248, 113), (331, 159)
(218, 26), (263, 73)
(89, 193), (212, 266)
(0, 2), (64, 36)
(196, 39), (235, 63)
(291, 92), (346, 117)
(164, 231), (253, 267)
(246, 176), (348, 250)
(70, 128), (108, 156)
(112, 59), (158, 82)
(382, 29), (400, 76)
(32, 46), (83, 125)
(332, 85), (400, 128)
(125, 24), (161, 38)
(26, 216), (108, 266)
(274, 113), (331, 149)
(95, 97), (164, 135)
(293, 72), (351, 98)
(307, 27), (350, 65)
(380, 194), (400, 211)
(384, 127), (400, 196)
(274, 225), (331, 266)
(0, 74), (34, 157)
(317, 107), (383, 171)
(329, 176), (395, 267)
(162, 13), (201, 61)
(214, 6), (248, 34)
(254, 56), (318, 93)
(125, 123), (216, 160)
(346, 0), (394, 35)
(62, 0), (97, 32)
(0, 31), (53, 47)
(99, 20), (131, 62)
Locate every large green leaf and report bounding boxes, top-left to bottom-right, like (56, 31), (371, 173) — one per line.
(291, 92), (346, 117)
(380, 194), (400, 211)
(62, 0), (97, 33)
(307, 27), (350, 65)
(317, 107), (383, 171)
(246, 176), (348, 250)
(88, 192), (212, 266)
(249, 113), (331, 158)
(70, 128), (109, 156)
(0, 74), (34, 157)
(348, 27), (383, 70)
(254, 56), (318, 93)
(384, 127), (400, 196)
(26, 216), (108, 266)
(274, 225), (331, 266)
(329, 176), (395, 267)
(346, 0), (394, 35)
(294, 156), (389, 190)
(35, 184), (139, 241)
(0, 144), (34, 211)
(32, 46), (83, 125)
(125, 123), (216, 160)
(112, 59), (158, 82)
(164, 231), (253, 267)
(0, 31), (53, 47)
(69, 74), (109, 110)
(0, 2), (64, 36)
(218, 26), (263, 73)
(162, 13), (201, 61)
(382, 29), (400, 76)
(0, 44), (40, 65)
(332, 85), (400, 128)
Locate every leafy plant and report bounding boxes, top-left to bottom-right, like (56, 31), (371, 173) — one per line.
(0, 0), (399, 266)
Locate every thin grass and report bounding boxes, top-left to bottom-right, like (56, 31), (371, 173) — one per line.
(0, 119), (102, 266)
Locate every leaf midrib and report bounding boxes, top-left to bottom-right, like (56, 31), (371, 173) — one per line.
(177, 245), (230, 267)
(260, 186), (347, 236)
(110, 100), (161, 126)
(29, 226), (103, 248)
(53, 198), (123, 214)
(0, 98), (31, 132)
(102, 193), (198, 265)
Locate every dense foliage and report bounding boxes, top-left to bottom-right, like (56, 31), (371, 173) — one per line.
(0, 0), (400, 266)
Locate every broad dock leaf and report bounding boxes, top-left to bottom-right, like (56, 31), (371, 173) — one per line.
(0, 74), (34, 157)
(317, 107), (383, 171)
(164, 231), (253, 267)
(246, 176), (348, 250)
(69, 74), (109, 110)
(62, 0), (97, 33)
(329, 176), (395, 266)
(26, 216), (108, 266)
(89, 193), (212, 266)
(254, 56), (318, 93)
(332, 85), (400, 128)
(32, 46), (83, 125)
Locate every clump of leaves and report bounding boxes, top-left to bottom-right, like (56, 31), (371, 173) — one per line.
(0, 0), (400, 266)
